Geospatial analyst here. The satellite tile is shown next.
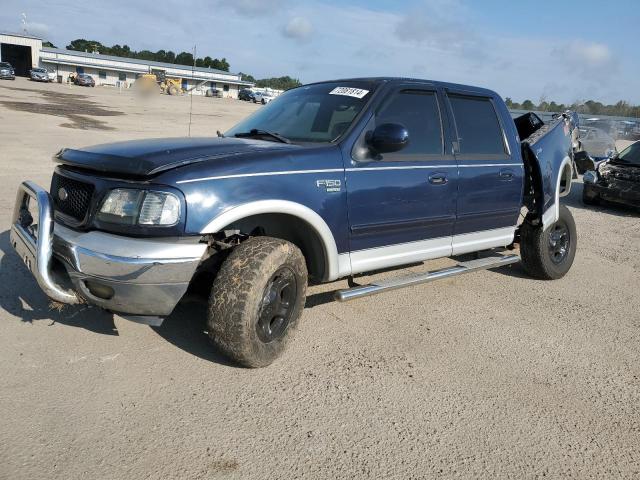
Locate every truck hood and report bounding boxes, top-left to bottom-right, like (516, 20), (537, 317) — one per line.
(55, 137), (300, 177)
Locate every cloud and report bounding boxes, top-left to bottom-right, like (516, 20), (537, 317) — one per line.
(393, 0), (486, 61)
(221, 0), (286, 17)
(282, 17), (313, 43)
(25, 21), (50, 37)
(552, 40), (617, 86)
(564, 41), (614, 69)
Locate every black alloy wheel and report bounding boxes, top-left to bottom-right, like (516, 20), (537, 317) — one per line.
(256, 267), (297, 343)
(547, 221), (570, 264)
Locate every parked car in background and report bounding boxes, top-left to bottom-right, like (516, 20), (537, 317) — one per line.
(253, 91), (275, 104)
(30, 67), (52, 82)
(205, 88), (222, 98)
(238, 89), (255, 101)
(0, 62), (15, 80)
(74, 74), (95, 87)
(583, 140), (640, 209)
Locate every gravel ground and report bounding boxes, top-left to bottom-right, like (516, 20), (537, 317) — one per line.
(0, 79), (638, 479)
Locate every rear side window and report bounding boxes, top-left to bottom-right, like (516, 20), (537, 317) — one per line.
(448, 95), (506, 155)
(376, 90), (443, 156)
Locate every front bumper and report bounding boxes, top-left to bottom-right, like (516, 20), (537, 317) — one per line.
(584, 181), (640, 208)
(10, 181), (207, 322)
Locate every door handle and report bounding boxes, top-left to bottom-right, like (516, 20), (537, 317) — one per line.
(499, 169), (514, 181)
(428, 173), (448, 185)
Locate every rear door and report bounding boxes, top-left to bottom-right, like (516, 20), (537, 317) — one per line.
(345, 85), (458, 273)
(444, 92), (523, 254)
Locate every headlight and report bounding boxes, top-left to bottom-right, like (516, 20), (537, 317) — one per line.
(139, 191), (181, 225)
(583, 171), (598, 184)
(97, 189), (181, 226)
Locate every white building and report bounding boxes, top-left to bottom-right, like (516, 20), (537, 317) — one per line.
(0, 31), (253, 98)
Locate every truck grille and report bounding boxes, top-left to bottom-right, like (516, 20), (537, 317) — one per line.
(50, 173), (94, 223)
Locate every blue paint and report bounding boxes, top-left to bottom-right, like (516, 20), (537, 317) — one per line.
(53, 77), (576, 261)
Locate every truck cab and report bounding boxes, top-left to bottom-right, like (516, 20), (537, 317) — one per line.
(10, 78), (578, 367)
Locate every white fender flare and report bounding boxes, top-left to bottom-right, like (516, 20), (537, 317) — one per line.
(200, 200), (349, 281)
(542, 156), (573, 230)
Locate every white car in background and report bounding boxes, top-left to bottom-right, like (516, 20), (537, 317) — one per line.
(253, 91), (275, 104)
(29, 67), (56, 82)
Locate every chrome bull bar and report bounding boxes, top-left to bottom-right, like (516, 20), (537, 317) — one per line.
(10, 181), (81, 305)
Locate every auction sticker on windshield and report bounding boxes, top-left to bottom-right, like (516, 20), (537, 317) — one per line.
(329, 87), (369, 98)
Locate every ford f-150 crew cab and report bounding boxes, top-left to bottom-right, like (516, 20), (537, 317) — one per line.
(10, 78), (578, 367)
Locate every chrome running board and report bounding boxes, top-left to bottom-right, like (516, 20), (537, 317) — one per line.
(334, 254), (520, 302)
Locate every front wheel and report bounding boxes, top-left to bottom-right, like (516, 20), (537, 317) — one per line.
(519, 204), (577, 280)
(207, 237), (308, 368)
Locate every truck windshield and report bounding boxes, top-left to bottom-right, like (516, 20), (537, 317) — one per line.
(226, 81), (377, 143)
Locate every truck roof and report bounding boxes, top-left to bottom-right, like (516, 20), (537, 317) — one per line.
(305, 77), (499, 98)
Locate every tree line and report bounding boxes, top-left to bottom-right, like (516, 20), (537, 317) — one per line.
(239, 74), (302, 91)
(65, 39), (230, 71)
(61, 39), (303, 90)
(506, 97), (640, 118)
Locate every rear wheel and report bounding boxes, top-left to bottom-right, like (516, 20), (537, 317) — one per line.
(520, 204), (577, 280)
(207, 237), (308, 368)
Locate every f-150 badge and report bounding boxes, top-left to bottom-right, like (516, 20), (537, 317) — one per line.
(316, 179), (341, 192)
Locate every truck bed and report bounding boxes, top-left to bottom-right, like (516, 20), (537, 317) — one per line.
(514, 111), (578, 223)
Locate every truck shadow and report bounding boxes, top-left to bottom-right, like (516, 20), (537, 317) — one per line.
(0, 230), (118, 335)
(151, 295), (237, 367)
(0, 229), (236, 364)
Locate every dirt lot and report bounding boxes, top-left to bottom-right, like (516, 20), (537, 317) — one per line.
(0, 78), (638, 479)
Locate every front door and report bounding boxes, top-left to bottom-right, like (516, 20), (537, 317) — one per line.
(345, 86), (458, 274)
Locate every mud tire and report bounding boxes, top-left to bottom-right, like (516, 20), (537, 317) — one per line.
(520, 204), (577, 280)
(207, 237), (308, 368)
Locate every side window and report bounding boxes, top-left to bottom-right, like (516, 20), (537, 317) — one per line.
(375, 90), (443, 157)
(448, 95), (506, 155)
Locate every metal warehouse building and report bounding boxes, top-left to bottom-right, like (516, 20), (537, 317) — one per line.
(0, 31), (252, 97)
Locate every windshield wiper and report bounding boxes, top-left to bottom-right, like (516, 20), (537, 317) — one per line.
(234, 129), (291, 144)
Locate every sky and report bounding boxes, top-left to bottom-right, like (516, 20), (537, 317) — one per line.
(2, 0), (639, 104)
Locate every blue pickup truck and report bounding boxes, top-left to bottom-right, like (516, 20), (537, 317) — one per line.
(11, 78), (578, 367)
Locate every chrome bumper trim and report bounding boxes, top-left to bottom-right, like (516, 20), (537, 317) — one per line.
(10, 181), (208, 317)
(53, 223), (206, 284)
(10, 181), (81, 304)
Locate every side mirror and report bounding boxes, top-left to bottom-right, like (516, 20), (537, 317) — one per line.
(366, 123), (409, 154)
